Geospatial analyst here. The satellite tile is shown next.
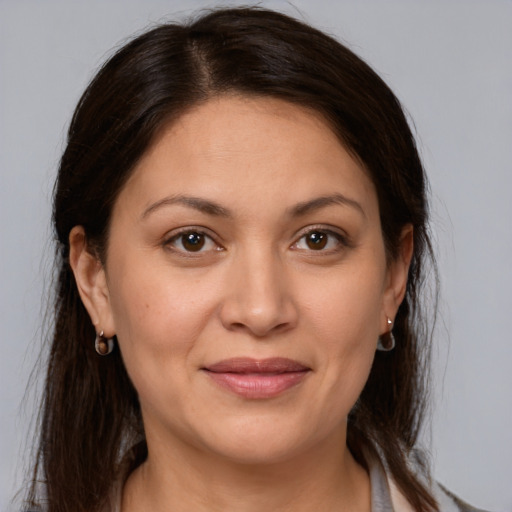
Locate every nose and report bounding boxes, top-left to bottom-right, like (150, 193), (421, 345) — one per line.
(219, 248), (299, 338)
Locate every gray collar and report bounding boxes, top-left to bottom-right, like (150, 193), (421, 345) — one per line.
(369, 458), (395, 512)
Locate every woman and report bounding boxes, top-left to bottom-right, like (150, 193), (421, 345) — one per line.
(24, 7), (488, 512)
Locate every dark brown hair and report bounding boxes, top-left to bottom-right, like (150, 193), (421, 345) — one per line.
(27, 7), (437, 512)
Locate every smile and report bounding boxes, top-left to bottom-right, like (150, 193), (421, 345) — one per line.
(202, 357), (311, 399)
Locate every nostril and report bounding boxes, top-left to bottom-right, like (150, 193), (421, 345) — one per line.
(226, 319), (293, 338)
(272, 322), (292, 334)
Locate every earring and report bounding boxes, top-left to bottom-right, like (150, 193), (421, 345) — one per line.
(94, 330), (114, 355)
(377, 317), (395, 352)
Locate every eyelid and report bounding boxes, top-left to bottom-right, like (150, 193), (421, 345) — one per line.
(163, 226), (224, 254)
(291, 224), (350, 251)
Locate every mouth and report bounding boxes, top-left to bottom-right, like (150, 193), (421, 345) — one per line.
(202, 357), (311, 399)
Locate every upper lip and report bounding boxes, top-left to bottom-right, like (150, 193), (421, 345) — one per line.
(204, 357), (310, 373)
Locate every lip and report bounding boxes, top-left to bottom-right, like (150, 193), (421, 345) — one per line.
(202, 357), (311, 399)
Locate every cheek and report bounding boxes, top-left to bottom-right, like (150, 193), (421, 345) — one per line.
(301, 264), (385, 346)
(106, 253), (219, 371)
(105, 261), (217, 420)
(299, 264), (384, 404)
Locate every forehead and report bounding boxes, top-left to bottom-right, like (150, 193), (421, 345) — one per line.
(117, 95), (378, 221)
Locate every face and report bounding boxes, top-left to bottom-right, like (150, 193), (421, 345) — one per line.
(73, 96), (410, 465)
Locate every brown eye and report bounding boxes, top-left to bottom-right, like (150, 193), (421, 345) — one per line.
(293, 229), (346, 253)
(305, 231), (328, 250)
(181, 232), (205, 252)
(166, 229), (221, 255)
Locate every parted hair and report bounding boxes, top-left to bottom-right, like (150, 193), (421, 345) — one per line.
(26, 7), (437, 512)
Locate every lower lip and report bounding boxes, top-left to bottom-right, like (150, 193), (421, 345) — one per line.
(204, 370), (309, 399)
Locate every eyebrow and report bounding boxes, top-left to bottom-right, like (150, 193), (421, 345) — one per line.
(141, 192), (365, 220)
(141, 195), (231, 220)
(288, 193), (366, 219)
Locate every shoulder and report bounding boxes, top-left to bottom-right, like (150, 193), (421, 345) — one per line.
(389, 475), (492, 512)
(433, 483), (492, 512)
(385, 451), (493, 512)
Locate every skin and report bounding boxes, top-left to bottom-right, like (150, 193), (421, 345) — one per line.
(70, 96), (412, 512)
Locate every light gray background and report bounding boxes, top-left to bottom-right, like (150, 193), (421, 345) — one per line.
(1, 1), (511, 510)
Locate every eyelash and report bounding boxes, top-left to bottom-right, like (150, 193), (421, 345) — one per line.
(164, 227), (223, 256)
(292, 227), (349, 254)
(163, 226), (349, 256)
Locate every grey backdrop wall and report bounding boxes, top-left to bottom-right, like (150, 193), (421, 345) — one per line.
(1, 1), (511, 510)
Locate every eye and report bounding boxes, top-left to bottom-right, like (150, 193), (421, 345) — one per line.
(293, 229), (345, 252)
(166, 230), (219, 253)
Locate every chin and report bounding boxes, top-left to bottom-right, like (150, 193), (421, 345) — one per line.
(193, 414), (334, 467)
(208, 438), (307, 467)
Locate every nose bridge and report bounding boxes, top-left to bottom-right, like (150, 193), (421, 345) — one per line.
(220, 242), (297, 336)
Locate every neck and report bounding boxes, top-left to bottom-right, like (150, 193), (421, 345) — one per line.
(122, 430), (371, 512)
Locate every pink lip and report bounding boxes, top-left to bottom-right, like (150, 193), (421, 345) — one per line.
(202, 358), (310, 399)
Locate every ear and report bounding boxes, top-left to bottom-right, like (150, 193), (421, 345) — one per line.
(381, 224), (414, 333)
(69, 226), (116, 337)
